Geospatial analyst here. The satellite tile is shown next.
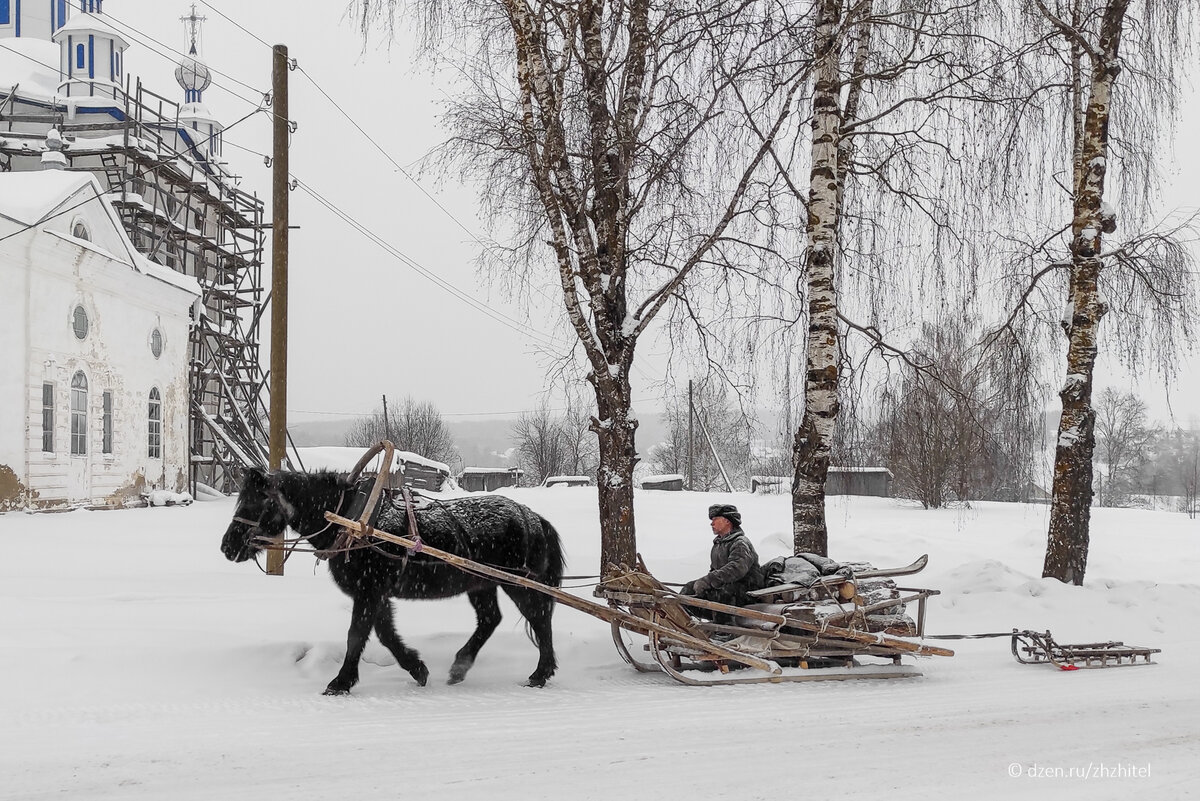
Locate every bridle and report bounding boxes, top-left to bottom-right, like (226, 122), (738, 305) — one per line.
(233, 487), (350, 572)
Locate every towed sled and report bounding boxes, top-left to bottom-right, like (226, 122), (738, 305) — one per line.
(1011, 629), (1160, 670)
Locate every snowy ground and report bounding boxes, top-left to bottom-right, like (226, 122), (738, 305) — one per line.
(1, 488), (1196, 800)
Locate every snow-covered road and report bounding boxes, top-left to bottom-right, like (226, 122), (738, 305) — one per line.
(2, 490), (1195, 799)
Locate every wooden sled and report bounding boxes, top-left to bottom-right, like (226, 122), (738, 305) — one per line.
(595, 556), (953, 686)
(1011, 629), (1160, 670)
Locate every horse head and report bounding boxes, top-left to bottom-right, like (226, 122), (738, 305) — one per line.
(221, 467), (296, 562)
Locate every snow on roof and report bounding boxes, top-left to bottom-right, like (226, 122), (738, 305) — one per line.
(828, 467), (893, 475)
(0, 170), (103, 226)
(0, 171), (200, 298)
(0, 38), (61, 97)
(52, 13), (130, 49)
(461, 467), (523, 475)
(133, 253), (201, 297)
(296, 446), (450, 476)
(543, 476), (592, 486)
(179, 102), (217, 123)
(642, 474), (684, 482)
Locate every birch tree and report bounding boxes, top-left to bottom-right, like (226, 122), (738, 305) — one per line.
(989, 0), (1198, 583)
(361, 0), (809, 574)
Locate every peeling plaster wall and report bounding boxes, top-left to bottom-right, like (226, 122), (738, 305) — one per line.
(0, 221), (30, 496)
(0, 184), (196, 508)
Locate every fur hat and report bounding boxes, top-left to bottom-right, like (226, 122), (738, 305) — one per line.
(707, 503), (742, 527)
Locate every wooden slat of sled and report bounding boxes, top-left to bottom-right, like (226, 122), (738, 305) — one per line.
(780, 617), (955, 657)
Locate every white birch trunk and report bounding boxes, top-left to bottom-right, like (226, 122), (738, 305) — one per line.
(1043, 0), (1130, 585)
(792, 0), (844, 557)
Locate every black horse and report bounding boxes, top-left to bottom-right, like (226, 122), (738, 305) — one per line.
(220, 468), (565, 694)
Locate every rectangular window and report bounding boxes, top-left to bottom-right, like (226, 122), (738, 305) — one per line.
(102, 391), (113, 454)
(148, 392), (161, 459)
(0, 1), (11, 26)
(42, 383), (54, 452)
(70, 384), (87, 456)
(57, 0), (67, 30)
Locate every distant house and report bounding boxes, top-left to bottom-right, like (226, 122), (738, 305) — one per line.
(459, 467), (523, 492)
(752, 468), (894, 497)
(827, 467), (893, 497)
(751, 476), (790, 494)
(295, 446), (452, 491)
(1020, 480), (1052, 504)
(641, 474), (684, 491)
(542, 475), (592, 488)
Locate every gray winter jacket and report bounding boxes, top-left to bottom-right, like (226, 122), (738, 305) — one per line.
(694, 529), (763, 593)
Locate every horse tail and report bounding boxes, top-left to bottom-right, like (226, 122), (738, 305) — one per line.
(537, 515), (566, 589)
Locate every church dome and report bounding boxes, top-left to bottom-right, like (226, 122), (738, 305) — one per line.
(175, 55), (212, 94)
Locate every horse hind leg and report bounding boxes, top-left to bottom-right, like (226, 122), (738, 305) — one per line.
(374, 600), (429, 687)
(449, 588), (502, 685)
(501, 586), (557, 688)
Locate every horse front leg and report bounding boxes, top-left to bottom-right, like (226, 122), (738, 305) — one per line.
(324, 595), (383, 696)
(373, 600), (429, 687)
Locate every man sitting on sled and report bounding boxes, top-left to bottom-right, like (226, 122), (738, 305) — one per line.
(680, 504), (764, 622)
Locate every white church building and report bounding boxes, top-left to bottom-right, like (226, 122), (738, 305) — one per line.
(0, 170), (199, 509)
(0, 2), (274, 509)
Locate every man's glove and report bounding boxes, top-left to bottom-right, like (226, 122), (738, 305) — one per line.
(680, 581), (696, 596)
(690, 578), (710, 595)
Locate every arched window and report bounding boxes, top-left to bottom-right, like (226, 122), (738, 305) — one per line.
(150, 328), (163, 359)
(72, 219), (90, 241)
(148, 388), (161, 459)
(70, 372), (88, 456)
(76, 43), (86, 71)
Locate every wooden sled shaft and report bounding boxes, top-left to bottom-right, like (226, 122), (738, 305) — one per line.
(323, 511), (783, 675)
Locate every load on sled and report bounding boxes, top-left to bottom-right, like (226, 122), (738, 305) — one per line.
(595, 553), (953, 685)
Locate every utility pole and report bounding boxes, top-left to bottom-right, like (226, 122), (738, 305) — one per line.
(265, 43), (290, 577)
(687, 379), (694, 491)
(382, 394), (391, 442)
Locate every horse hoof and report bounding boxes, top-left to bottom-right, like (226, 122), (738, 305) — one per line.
(412, 664), (429, 687)
(448, 657), (473, 685)
(526, 677), (547, 688)
(322, 686), (351, 696)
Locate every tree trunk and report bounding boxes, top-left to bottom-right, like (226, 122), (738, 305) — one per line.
(592, 372), (638, 575)
(792, 0), (843, 557)
(1043, 0), (1129, 585)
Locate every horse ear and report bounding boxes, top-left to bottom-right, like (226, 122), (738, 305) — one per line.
(243, 466), (268, 489)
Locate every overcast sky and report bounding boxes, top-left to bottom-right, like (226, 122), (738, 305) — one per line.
(102, 1), (1199, 425)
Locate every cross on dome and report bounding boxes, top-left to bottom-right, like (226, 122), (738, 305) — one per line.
(175, 4), (211, 102)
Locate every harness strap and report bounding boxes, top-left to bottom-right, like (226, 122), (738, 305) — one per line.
(402, 486), (422, 551)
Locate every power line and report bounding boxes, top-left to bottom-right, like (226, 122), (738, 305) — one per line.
(288, 394), (673, 419)
(289, 175), (568, 352)
(173, 2), (666, 385)
(199, 0), (272, 50)
(100, 9), (267, 108)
